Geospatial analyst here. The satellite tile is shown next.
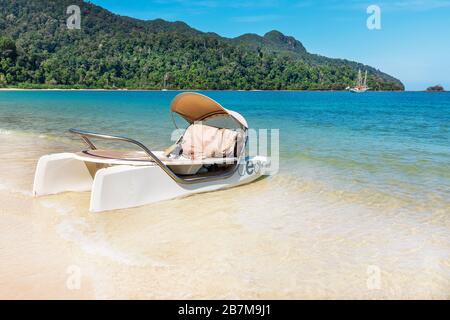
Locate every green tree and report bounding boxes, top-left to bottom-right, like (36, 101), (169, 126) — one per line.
(0, 37), (17, 60)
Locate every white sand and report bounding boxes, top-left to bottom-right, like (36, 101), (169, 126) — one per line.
(0, 133), (449, 299)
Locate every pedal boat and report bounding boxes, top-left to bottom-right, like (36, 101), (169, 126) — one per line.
(33, 92), (269, 212)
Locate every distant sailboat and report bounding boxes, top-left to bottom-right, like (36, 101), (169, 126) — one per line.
(348, 69), (369, 93)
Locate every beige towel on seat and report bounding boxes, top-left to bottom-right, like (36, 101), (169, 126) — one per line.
(181, 123), (243, 160)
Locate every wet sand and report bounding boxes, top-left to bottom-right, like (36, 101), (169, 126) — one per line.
(0, 132), (449, 299)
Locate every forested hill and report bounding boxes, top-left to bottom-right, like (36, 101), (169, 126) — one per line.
(0, 0), (404, 90)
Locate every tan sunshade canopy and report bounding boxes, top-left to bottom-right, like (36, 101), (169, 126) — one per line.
(170, 92), (248, 128)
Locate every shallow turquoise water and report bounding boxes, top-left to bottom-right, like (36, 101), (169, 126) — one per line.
(1, 90), (450, 298)
(0, 90), (449, 210)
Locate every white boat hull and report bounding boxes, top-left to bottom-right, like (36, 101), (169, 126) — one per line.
(33, 153), (268, 212)
(349, 87), (368, 93)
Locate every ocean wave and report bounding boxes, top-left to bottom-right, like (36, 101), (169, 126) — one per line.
(0, 128), (13, 135)
(52, 202), (170, 268)
(0, 179), (32, 196)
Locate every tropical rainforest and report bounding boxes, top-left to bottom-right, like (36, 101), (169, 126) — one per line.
(0, 0), (404, 90)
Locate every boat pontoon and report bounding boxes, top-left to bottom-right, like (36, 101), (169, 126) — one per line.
(33, 92), (269, 212)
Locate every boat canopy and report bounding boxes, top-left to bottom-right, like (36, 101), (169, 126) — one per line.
(170, 92), (248, 128)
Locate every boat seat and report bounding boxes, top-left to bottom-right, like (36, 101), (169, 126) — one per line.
(71, 123), (242, 175)
(74, 149), (237, 167)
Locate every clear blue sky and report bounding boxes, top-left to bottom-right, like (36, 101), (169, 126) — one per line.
(91, 0), (450, 90)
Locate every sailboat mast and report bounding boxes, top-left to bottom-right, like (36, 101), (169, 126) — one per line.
(357, 69), (362, 87)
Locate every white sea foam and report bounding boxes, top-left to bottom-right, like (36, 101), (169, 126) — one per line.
(0, 179), (32, 196)
(41, 200), (147, 267)
(0, 128), (13, 135)
(56, 213), (169, 268)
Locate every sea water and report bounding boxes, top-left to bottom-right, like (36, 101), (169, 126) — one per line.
(0, 90), (449, 298)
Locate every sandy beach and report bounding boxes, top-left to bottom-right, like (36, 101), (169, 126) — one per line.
(1, 130), (449, 299)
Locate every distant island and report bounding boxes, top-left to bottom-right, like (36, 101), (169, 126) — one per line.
(0, 0), (404, 91)
(426, 85), (445, 92)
